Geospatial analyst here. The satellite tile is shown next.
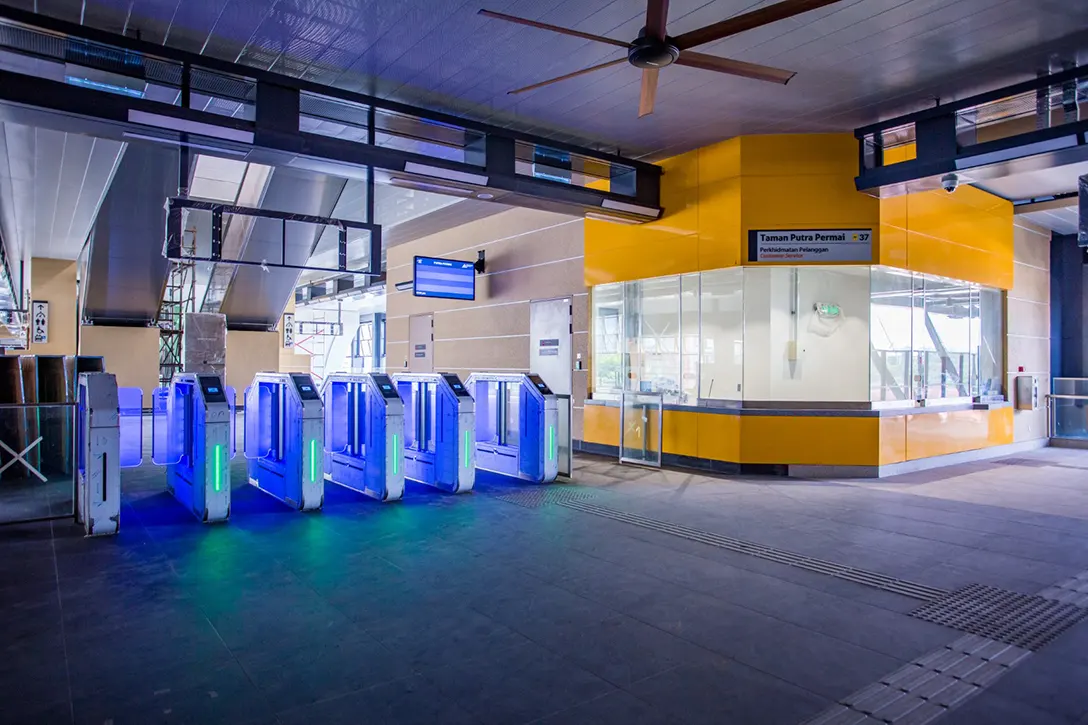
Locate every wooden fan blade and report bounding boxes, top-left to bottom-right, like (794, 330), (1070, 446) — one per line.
(676, 51), (795, 84)
(508, 58), (627, 95)
(672, 0), (844, 50)
(479, 9), (630, 48)
(645, 0), (670, 38)
(638, 68), (659, 117)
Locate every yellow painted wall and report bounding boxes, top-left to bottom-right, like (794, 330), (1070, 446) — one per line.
(79, 325), (160, 400)
(28, 258), (78, 356)
(880, 186), (1014, 289)
(585, 134), (880, 285)
(585, 133), (1013, 290)
(582, 405), (1014, 468)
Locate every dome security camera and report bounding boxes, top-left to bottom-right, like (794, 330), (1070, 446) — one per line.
(940, 173), (959, 193)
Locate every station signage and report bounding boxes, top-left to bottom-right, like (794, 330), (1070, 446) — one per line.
(749, 229), (873, 263)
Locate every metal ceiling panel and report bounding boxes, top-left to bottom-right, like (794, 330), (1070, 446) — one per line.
(23, 0), (1088, 160)
(217, 165), (346, 329)
(82, 142), (176, 324)
(0, 122), (125, 264)
(1017, 205), (1079, 236)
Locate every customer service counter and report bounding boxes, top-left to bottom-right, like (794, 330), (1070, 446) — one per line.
(579, 398), (1014, 478)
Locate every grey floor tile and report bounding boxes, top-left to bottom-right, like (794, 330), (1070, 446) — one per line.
(277, 675), (481, 725)
(1041, 619), (1088, 667)
(986, 655), (1088, 722)
(629, 658), (831, 725)
(421, 639), (615, 725)
(72, 659), (275, 725)
(938, 691), (1072, 724)
(537, 690), (676, 725)
(237, 628), (415, 712)
(529, 614), (717, 687)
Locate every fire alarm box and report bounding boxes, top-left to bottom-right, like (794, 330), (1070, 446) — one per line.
(1015, 375), (1039, 411)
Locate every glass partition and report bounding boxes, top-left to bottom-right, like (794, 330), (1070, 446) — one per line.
(591, 283), (625, 396)
(699, 268), (744, 401)
(870, 267), (914, 402)
(118, 388), (143, 468)
(620, 392), (662, 467)
(590, 265), (1005, 408)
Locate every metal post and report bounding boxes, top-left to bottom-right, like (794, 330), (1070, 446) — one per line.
(179, 62), (191, 197)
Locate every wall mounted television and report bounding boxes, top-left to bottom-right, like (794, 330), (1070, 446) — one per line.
(413, 256), (476, 301)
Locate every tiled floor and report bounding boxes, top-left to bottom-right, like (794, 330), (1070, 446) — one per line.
(3, 447), (1088, 724)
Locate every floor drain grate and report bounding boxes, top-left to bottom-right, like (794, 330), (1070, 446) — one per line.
(911, 583), (1088, 650)
(494, 488), (596, 509)
(559, 499), (949, 601)
(993, 458), (1050, 468)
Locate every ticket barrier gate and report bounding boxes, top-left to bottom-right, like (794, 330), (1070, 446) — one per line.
(152, 374), (232, 523)
(75, 373), (145, 536)
(321, 373), (405, 502)
(244, 373), (324, 511)
(466, 373), (559, 484)
(391, 373), (474, 493)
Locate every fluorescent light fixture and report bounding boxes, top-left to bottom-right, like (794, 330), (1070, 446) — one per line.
(600, 199), (661, 218)
(585, 211), (641, 225)
(121, 132), (248, 157)
(955, 135), (1079, 170)
(128, 109), (255, 144)
(403, 162), (488, 186)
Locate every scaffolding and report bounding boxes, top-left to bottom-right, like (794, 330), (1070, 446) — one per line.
(157, 227), (197, 384)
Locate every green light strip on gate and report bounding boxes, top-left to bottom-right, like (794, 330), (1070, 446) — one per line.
(548, 426), (555, 461)
(310, 439), (316, 482)
(214, 445), (222, 491)
(464, 430), (470, 468)
(392, 434), (399, 475)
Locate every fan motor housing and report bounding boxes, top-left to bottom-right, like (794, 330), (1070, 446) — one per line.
(627, 33), (680, 69)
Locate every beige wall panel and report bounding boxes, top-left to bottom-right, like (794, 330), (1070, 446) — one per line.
(386, 341), (409, 372)
(434, 336), (530, 372)
(1006, 299), (1050, 338)
(79, 325), (160, 400)
(1007, 335), (1049, 376)
(1012, 221), (1050, 270)
(1010, 263), (1050, 305)
(435, 303), (530, 340)
(226, 331), (279, 392)
(30, 258), (78, 356)
(385, 314), (409, 345)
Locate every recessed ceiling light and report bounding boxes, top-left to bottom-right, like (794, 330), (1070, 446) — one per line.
(477, 192), (495, 200)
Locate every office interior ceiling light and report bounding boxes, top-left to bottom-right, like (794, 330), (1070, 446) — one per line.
(481, 0), (844, 118)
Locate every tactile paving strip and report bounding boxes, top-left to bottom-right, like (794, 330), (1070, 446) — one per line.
(803, 634), (1030, 725)
(1038, 570), (1088, 608)
(493, 487), (596, 509)
(911, 583), (1088, 650)
(559, 499), (948, 601)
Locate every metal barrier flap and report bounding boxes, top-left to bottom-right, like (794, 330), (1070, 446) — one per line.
(226, 385), (237, 458)
(118, 387), (143, 468)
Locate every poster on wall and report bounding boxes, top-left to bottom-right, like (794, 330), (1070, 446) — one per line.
(282, 313), (295, 348)
(749, 229), (873, 263)
(31, 301), (48, 345)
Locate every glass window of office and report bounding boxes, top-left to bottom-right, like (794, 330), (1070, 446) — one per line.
(626, 276), (682, 400)
(699, 268), (743, 401)
(870, 267), (914, 402)
(591, 283), (624, 394)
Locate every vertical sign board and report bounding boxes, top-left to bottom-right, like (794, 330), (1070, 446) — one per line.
(31, 301), (48, 345)
(282, 313), (295, 348)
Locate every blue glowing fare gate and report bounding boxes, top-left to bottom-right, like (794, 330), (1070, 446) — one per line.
(391, 373), (474, 493)
(152, 373), (232, 523)
(244, 373), (324, 511)
(466, 373), (559, 484)
(322, 373), (405, 502)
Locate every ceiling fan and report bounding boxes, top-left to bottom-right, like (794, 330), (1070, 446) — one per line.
(480, 0), (844, 117)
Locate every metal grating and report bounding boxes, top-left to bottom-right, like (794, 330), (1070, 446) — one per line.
(493, 487), (595, 509)
(911, 583), (1088, 651)
(559, 500), (948, 601)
